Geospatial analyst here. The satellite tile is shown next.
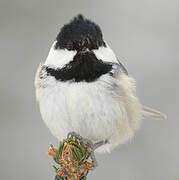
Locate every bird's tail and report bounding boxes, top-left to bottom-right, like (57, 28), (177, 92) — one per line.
(142, 105), (167, 120)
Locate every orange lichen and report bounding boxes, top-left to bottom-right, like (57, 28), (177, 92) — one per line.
(83, 161), (93, 169)
(47, 147), (56, 157)
(59, 142), (73, 165)
(48, 137), (95, 180)
(57, 169), (65, 177)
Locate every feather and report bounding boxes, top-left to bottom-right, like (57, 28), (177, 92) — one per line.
(142, 105), (167, 120)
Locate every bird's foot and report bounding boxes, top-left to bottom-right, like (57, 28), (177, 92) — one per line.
(93, 139), (109, 150)
(67, 131), (82, 140)
(67, 131), (109, 170)
(67, 131), (108, 151)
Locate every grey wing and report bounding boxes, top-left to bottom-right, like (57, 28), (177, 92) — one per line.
(115, 58), (128, 75)
(113, 59), (166, 120)
(110, 59), (128, 77)
(114, 59), (167, 120)
(118, 61), (128, 75)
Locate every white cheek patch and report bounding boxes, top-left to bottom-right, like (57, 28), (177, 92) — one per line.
(45, 41), (77, 68)
(93, 43), (118, 64)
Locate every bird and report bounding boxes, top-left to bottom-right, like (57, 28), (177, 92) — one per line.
(35, 14), (166, 154)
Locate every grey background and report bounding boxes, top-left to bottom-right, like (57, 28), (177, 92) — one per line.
(0, 0), (178, 180)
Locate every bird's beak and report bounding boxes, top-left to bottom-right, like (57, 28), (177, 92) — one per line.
(79, 48), (90, 54)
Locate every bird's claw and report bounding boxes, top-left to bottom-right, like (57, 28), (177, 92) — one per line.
(67, 132), (109, 151)
(67, 131), (82, 140)
(67, 132), (109, 171)
(93, 139), (109, 150)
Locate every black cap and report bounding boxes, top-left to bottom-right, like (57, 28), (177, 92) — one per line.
(55, 14), (106, 51)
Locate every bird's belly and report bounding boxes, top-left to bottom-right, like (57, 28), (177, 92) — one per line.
(37, 74), (142, 154)
(39, 81), (123, 142)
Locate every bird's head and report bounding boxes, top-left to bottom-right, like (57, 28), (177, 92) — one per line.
(44, 15), (124, 82)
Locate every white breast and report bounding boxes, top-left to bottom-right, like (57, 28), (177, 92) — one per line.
(35, 65), (142, 153)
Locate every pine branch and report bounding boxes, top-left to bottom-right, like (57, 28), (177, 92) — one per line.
(47, 133), (96, 180)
